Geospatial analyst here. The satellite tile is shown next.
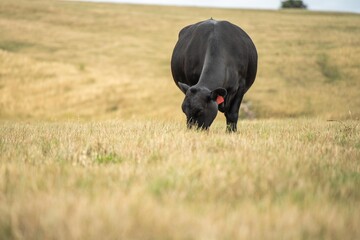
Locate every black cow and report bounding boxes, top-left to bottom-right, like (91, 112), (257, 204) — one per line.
(171, 19), (257, 132)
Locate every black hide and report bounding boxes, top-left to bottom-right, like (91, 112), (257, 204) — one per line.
(171, 19), (258, 132)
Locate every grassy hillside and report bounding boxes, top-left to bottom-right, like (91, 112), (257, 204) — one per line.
(0, 0), (359, 121)
(1, 0), (360, 239)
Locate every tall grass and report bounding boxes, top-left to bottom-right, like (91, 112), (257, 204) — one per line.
(1, 119), (359, 239)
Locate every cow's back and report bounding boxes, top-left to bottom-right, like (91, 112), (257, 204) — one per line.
(171, 20), (214, 87)
(171, 19), (257, 92)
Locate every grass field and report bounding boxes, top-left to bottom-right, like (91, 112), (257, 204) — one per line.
(1, 120), (360, 239)
(1, 0), (360, 239)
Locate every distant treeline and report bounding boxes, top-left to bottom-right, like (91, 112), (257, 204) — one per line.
(281, 0), (307, 9)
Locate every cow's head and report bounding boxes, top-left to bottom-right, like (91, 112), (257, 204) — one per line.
(179, 83), (227, 130)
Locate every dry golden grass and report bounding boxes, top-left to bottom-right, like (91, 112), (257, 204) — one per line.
(1, 120), (360, 239)
(1, 0), (360, 239)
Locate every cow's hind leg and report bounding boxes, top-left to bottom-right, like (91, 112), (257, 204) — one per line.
(225, 90), (245, 132)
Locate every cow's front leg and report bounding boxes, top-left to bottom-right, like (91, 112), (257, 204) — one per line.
(225, 90), (245, 133)
(225, 112), (239, 132)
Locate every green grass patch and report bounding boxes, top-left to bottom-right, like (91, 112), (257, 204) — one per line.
(317, 53), (341, 83)
(0, 40), (34, 52)
(94, 152), (123, 164)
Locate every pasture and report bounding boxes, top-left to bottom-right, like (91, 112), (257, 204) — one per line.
(1, 0), (360, 239)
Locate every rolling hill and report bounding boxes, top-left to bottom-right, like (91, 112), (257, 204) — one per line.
(0, 0), (359, 121)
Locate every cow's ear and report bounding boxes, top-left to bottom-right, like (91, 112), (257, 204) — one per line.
(210, 88), (227, 101)
(178, 82), (190, 94)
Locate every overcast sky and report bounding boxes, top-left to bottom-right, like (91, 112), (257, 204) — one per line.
(87, 0), (360, 13)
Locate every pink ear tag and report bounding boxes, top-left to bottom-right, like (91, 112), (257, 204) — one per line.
(216, 96), (224, 105)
